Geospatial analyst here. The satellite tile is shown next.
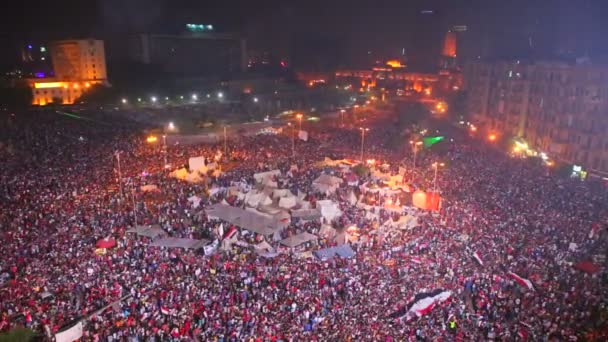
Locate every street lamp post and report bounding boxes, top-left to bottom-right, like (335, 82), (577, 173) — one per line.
(131, 187), (137, 226)
(115, 151), (124, 198)
(223, 126), (227, 156)
(410, 140), (422, 170)
(359, 127), (369, 162)
(432, 162), (444, 193)
(288, 123), (295, 157)
(162, 135), (167, 168)
(340, 109), (345, 127)
(296, 114), (303, 131)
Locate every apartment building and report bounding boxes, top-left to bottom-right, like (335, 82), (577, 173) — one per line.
(464, 60), (608, 175)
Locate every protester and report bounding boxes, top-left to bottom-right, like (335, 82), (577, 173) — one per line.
(0, 108), (607, 341)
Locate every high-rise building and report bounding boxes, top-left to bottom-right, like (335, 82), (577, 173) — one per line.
(442, 31), (457, 58)
(49, 39), (107, 81)
(126, 30), (247, 78)
(464, 60), (608, 176)
(28, 39), (107, 106)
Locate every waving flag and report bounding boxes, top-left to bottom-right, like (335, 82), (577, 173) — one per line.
(160, 306), (170, 315)
(472, 251), (484, 267)
(508, 272), (535, 291)
(388, 289), (452, 321)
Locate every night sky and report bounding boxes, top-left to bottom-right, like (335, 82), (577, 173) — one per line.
(2, 0), (608, 68)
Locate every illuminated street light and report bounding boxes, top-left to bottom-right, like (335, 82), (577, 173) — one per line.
(288, 122), (295, 156)
(192, 94), (198, 100)
(168, 122), (175, 130)
(151, 96), (157, 103)
(488, 133), (497, 141)
(146, 135), (158, 143)
(137, 98), (142, 102)
(359, 127), (370, 161)
(253, 97), (259, 103)
(206, 94), (211, 98)
(217, 92), (224, 99)
(340, 109), (346, 126)
(296, 113), (303, 131)
(432, 162), (445, 193)
(121, 98), (127, 104)
(410, 140), (423, 170)
(165, 96), (169, 101)
(180, 95), (184, 100)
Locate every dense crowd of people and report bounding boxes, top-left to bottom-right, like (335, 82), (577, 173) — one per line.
(0, 108), (607, 341)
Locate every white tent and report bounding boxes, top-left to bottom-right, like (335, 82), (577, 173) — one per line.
(253, 170), (281, 183)
(317, 199), (342, 222)
(188, 156), (207, 172)
(292, 208), (321, 220)
(312, 174), (343, 194)
(298, 130), (308, 141)
(126, 225), (166, 239)
(149, 238), (209, 249)
(278, 196), (297, 209)
(280, 232), (318, 248)
(206, 203), (288, 236)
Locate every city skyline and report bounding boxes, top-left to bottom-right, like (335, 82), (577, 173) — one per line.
(3, 0), (608, 70)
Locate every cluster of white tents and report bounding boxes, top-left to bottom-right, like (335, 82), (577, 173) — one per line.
(169, 155), (222, 183)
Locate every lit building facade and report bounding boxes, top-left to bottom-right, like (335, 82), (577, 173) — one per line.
(50, 39), (107, 81)
(464, 60), (608, 175)
(29, 39), (107, 105)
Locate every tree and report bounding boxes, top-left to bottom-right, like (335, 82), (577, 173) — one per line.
(0, 327), (35, 342)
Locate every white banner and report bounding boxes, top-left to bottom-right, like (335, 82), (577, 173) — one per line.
(298, 130), (308, 141)
(55, 321), (84, 342)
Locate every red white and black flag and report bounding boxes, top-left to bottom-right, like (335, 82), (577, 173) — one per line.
(508, 272), (535, 291)
(471, 251), (484, 267)
(388, 289), (452, 321)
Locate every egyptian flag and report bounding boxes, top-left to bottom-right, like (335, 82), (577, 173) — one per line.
(160, 306), (170, 315)
(222, 226), (238, 241)
(472, 251), (484, 267)
(410, 257), (422, 265)
(388, 289), (452, 320)
(508, 272), (535, 291)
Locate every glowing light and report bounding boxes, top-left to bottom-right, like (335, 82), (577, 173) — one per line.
(146, 136), (158, 143)
(34, 82), (65, 89)
(151, 96), (157, 103)
(253, 97), (259, 103)
(488, 134), (497, 141)
(180, 95), (184, 100)
(192, 94), (198, 100)
(121, 98), (127, 104)
(385, 59), (404, 68)
(217, 92), (223, 98)
(73, 84), (79, 89)
(470, 125), (477, 132)
(137, 98), (142, 102)
(168, 122), (175, 130)
(40, 46), (46, 52)
(85, 82), (90, 88)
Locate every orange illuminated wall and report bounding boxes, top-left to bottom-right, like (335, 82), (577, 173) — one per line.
(442, 31), (457, 57)
(30, 80), (98, 105)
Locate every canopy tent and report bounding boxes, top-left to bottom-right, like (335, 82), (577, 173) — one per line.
(149, 238), (209, 249)
(126, 225), (167, 239)
(188, 156), (207, 172)
(206, 203), (288, 236)
(254, 240), (274, 253)
(96, 238), (116, 249)
(292, 208), (322, 220)
(280, 232), (318, 248)
(170, 168), (205, 183)
(312, 174), (343, 194)
(244, 190), (273, 208)
(318, 224), (336, 239)
(314, 244), (355, 259)
(383, 214), (419, 231)
(253, 170), (281, 183)
(278, 196), (297, 209)
(317, 199), (342, 222)
(315, 157), (356, 168)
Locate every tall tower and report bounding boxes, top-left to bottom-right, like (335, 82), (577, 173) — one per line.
(440, 31), (458, 69)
